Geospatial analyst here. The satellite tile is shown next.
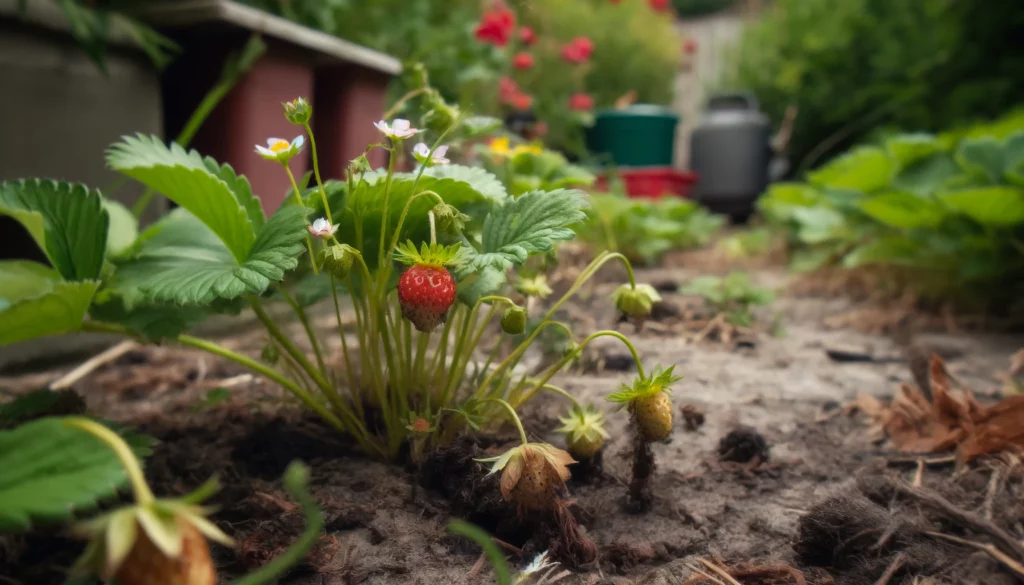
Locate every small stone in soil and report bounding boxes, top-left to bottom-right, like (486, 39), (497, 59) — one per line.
(603, 353), (636, 371)
(718, 426), (771, 463)
(680, 404), (705, 432)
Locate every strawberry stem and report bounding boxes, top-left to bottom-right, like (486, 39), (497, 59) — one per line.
(301, 121), (333, 224)
(429, 210), (437, 245)
(283, 164), (318, 275)
(64, 417), (155, 505)
(484, 398), (529, 446)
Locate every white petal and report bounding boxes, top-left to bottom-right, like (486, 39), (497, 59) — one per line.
(434, 145), (449, 158)
(373, 120), (390, 133)
(267, 137), (286, 146)
(291, 135), (306, 150)
(392, 119), (410, 132)
(413, 143), (430, 156)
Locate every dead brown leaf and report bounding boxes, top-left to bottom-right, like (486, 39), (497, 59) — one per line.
(853, 354), (1024, 461)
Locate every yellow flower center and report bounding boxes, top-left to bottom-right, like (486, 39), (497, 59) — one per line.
(269, 140), (291, 153)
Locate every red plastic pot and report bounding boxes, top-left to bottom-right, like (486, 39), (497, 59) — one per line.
(594, 167), (698, 199)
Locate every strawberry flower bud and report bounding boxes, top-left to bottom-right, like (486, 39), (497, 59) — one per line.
(431, 203), (471, 235)
(283, 97), (312, 125)
(501, 305), (527, 335)
(612, 283), (661, 321)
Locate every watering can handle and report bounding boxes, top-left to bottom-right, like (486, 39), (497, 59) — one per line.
(706, 92), (760, 112)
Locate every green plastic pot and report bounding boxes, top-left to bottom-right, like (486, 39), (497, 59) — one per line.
(585, 104), (679, 167)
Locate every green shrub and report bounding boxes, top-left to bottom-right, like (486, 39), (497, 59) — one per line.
(757, 110), (1024, 307)
(728, 0), (1024, 173)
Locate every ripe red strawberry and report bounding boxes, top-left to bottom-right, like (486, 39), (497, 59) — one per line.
(398, 264), (456, 332)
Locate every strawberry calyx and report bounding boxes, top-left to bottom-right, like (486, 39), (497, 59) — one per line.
(71, 477), (234, 580)
(556, 405), (610, 459)
(476, 442), (576, 501)
(393, 240), (463, 268)
(606, 365), (682, 404)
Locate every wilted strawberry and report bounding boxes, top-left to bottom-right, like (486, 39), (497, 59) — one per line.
(608, 366), (682, 442)
(556, 405), (610, 459)
(394, 241), (463, 332)
(479, 443), (576, 511)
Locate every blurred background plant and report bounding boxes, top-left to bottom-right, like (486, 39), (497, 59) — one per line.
(577, 192), (725, 266)
(756, 109), (1024, 310)
(726, 0), (1024, 176)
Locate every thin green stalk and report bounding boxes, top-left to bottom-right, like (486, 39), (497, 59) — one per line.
(279, 288), (328, 378)
(380, 190), (445, 275)
(514, 330), (645, 408)
(175, 334), (347, 435)
(250, 297), (329, 391)
(482, 399), (528, 446)
(429, 304), (458, 394)
(439, 302), (479, 408)
(538, 384), (583, 411)
(331, 275), (358, 404)
(284, 165), (318, 274)
(65, 417), (155, 505)
(302, 121), (333, 223)
(477, 251), (637, 392)
(376, 145), (398, 290)
(450, 305), (500, 400)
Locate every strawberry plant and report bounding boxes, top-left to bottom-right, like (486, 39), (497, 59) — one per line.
(680, 272), (775, 327)
(757, 111), (1024, 307)
(577, 193), (726, 266)
(0, 81), (660, 467)
(607, 367), (682, 512)
(0, 414), (321, 585)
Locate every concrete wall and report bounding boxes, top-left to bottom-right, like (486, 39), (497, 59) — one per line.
(0, 21), (166, 227)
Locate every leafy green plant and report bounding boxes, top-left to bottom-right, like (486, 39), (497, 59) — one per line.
(476, 136), (596, 196)
(727, 0), (1024, 172)
(680, 272), (774, 326)
(757, 111), (1024, 306)
(578, 193), (726, 266)
(0, 414), (321, 585)
(0, 78), (669, 474)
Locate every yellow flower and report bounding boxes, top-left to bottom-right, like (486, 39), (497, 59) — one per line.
(488, 137), (511, 157)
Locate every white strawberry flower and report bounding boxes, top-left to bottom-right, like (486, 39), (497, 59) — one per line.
(374, 118), (421, 140)
(307, 217), (339, 239)
(413, 143), (450, 166)
(255, 136), (305, 162)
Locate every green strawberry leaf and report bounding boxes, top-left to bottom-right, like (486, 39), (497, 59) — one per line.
(339, 165), (506, 270)
(105, 203), (307, 308)
(106, 135), (258, 262)
(464, 189), (588, 271)
(456, 265), (507, 306)
(955, 137), (1005, 184)
(858, 191), (945, 229)
(0, 261), (60, 306)
(891, 153), (961, 197)
(102, 199), (139, 259)
(0, 180), (109, 281)
(791, 206), (850, 245)
(939, 186), (1024, 227)
(885, 133), (944, 170)
(0, 281), (100, 347)
(89, 296), (215, 341)
(0, 417), (132, 532)
(808, 147), (895, 193)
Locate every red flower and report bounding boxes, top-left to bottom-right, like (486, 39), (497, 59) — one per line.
(560, 36), (594, 64)
(499, 76), (520, 100)
(518, 26), (536, 46)
(683, 38), (698, 55)
(475, 2), (517, 47)
(568, 93), (595, 112)
(648, 0), (670, 11)
(510, 92), (533, 110)
(512, 52), (535, 70)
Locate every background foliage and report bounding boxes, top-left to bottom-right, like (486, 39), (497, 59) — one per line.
(728, 0), (1024, 175)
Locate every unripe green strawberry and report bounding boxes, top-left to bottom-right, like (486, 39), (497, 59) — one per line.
(113, 521), (215, 585)
(632, 392), (673, 441)
(501, 305), (527, 334)
(398, 264), (457, 332)
(612, 283), (661, 322)
(556, 405), (609, 460)
(321, 243), (355, 279)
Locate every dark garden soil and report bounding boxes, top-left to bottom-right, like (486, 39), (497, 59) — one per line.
(2, 259), (1024, 585)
